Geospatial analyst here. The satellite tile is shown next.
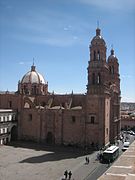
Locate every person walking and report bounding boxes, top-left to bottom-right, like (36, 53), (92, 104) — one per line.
(108, 159), (111, 167)
(87, 157), (89, 164)
(85, 156), (88, 164)
(68, 171), (72, 180)
(64, 170), (68, 179)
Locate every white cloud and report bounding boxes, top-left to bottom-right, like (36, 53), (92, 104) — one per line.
(73, 36), (78, 40)
(19, 62), (24, 65)
(12, 9), (91, 47)
(18, 61), (32, 65)
(64, 27), (68, 31)
(14, 33), (80, 47)
(121, 75), (133, 79)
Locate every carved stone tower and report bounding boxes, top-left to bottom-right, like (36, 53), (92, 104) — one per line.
(108, 48), (121, 143)
(86, 28), (111, 148)
(87, 28), (109, 95)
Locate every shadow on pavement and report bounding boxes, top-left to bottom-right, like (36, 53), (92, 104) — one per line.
(8, 141), (95, 164)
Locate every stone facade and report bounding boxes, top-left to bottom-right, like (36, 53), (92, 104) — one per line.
(0, 28), (121, 148)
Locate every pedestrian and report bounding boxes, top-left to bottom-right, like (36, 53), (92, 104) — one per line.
(85, 156), (88, 164)
(96, 153), (99, 160)
(87, 157), (89, 164)
(68, 171), (72, 180)
(64, 170), (68, 179)
(108, 159), (110, 167)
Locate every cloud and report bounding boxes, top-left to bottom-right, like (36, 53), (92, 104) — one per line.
(121, 75), (133, 79)
(14, 33), (80, 47)
(19, 62), (24, 65)
(78, 0), (135, 11)
(18, 61), (32, 65)
(12, 9), (90, 47)
(63, 25), (72, 31)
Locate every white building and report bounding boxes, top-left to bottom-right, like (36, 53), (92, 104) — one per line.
(0, 109), (17, 145)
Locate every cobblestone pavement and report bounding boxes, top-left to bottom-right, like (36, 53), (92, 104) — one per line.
(0, 142), (98, 180)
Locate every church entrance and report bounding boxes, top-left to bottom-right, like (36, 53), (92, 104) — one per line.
(11, 126), (18, 141)
(46, 132), (54, 144)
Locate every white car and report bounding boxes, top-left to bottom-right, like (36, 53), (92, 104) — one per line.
(129, 131), (135, 136)
(122, 141), (130, 151)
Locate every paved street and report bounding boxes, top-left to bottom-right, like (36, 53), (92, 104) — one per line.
(85, 133), (135, 180)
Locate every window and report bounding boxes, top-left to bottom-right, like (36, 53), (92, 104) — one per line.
(3, 128), (5, 134)
(94, 51), (96, 61)
(9, 101), (12, 108)
(41, 102), (46, 107)
(92, 73), (95, 84)
(106, 128), (108, 135)
(109, 66), (114, 74)
(28, 114), (32, 121)
(97, 73), (101, 84)
(34, 85), (37, 95)
(7, 116), (9, 121)
(72, 116), (76, 123)
(91, 116), (95, 124)
(97, 51), (100, 61)
(112, 66), (114, 74)
(12, 114), (16, 121)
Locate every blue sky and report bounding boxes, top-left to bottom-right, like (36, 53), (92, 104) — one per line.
(0, 0), (135, 102)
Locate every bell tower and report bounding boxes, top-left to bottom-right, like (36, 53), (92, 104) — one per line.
(108, 48), (121, 143)
(87, 28), (109, 95)
(108, 48), (120, 93)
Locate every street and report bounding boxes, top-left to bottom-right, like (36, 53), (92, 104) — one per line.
(85, 133), (135, 180)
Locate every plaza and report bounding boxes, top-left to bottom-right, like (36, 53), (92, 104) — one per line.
(0, 142), (99, 180)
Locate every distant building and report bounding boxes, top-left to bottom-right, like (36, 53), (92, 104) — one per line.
(121, 102), (135, 111)
(121, 111), (135, 130)
(0, 28), (121, 148)
(0, 109), (17, 145)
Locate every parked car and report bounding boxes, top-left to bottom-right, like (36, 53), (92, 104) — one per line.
(122, 141), (130, 151)
(127, 131), (135, 136)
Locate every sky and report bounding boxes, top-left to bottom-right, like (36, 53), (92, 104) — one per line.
(0, 0), (135, 102)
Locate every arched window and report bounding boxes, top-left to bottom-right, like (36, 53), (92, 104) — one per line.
(109, 66), (114, 74)
(91, 116), (95, 124)
(97, 73), (101, 84)
(32, 85), (37, 95)
(94, 51), (96, 61)
(97, 51), (100, 61)
(92, 73), (95, 84)
(34, 85), (36, 94)
(112, 66), (114, 74)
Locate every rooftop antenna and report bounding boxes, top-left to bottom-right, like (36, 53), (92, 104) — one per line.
(111, 44), (113, 49)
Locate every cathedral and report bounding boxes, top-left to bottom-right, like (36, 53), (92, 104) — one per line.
(0, 28), (121, 149)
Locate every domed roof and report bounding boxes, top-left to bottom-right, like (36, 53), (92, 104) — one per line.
(91, 28), (106, 46)
(108, 49), (118, 62)
(21, 65), (46, 84)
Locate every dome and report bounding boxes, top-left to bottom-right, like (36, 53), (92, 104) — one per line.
(108, 49), (118, 62)
(21, 65), (46, 84)
(91, 28), (106, 46)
